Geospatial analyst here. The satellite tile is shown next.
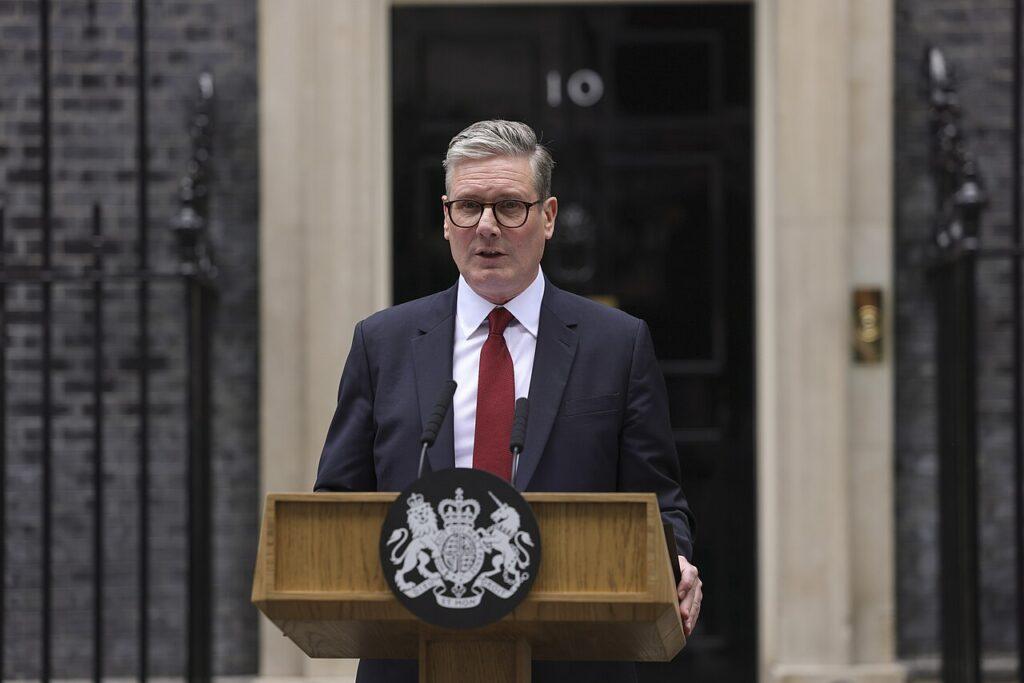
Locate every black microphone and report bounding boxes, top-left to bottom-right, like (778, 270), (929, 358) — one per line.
(418, 379), (457, 478)
(509, 397), (529, 488)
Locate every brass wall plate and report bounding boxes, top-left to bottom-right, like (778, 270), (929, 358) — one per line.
(852, 288), (883, 363)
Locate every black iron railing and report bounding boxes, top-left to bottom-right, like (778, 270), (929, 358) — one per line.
(174, 71), (218, 683)
(1014, 2), (1024, 677)
(924, 34), (1024, 683)
(0, 2), (217, 681)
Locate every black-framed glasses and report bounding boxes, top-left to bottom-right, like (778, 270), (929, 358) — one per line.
(444, 198), (543, 229)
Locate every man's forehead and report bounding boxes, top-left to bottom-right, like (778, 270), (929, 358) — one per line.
(449, 155), (533, 188)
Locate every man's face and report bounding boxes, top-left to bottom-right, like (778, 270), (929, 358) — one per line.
(442, 155), (557, 304)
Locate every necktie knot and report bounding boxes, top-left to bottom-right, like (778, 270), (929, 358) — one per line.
(487, 307), (513, 336)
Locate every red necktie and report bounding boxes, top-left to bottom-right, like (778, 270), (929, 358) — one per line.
(472, 307), (515, 480)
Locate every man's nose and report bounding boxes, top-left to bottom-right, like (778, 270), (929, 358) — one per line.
(475, 206), (501, 237)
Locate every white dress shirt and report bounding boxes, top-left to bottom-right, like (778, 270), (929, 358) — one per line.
(452, 268), (545, 469)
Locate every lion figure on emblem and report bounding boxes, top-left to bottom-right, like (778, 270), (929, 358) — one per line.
(387, 493), (441, 591)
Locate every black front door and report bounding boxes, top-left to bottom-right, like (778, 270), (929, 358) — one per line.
(392, 5), (755, 681)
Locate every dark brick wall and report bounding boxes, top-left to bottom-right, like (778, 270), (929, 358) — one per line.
(0, 0), (258, 676)
(895, 0), (1022, 659)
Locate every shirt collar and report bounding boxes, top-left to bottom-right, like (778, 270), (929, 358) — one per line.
(456, 268), (545, 340)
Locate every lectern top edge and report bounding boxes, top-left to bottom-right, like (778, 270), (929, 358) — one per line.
(266, 491), (659, 504)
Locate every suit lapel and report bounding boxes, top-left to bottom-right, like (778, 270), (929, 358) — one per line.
(517, 283), (578, 490)
(412, 286), (457, 474)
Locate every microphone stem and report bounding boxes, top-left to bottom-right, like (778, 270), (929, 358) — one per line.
(418, 441), (429, 479)
(511, 447), (521, 489)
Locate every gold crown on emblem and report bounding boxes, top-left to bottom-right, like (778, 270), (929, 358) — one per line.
(438, 487), (480, 527)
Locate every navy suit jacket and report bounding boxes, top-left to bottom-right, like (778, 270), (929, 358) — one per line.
(314, 279), (694, 683)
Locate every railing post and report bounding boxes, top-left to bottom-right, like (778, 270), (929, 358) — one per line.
(924, 46), (986, 683)
(183, 271), (213, 683)
(932, 247), (981, 683)
(134, 2), (151, 678)
(172, 72), (216, 683)
(91, 203), (105, 683)
(0, 204), (6, 683)
(1011, 2), (1024, 680)
(38, 2), (54, 680)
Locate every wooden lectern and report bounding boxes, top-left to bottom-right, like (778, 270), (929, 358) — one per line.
(252, 492), (685, 683)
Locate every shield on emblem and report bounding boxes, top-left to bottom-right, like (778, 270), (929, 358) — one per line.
(440, 530), (483, 578)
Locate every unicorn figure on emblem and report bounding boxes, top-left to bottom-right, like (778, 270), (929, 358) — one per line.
(475, 492), (535, 591)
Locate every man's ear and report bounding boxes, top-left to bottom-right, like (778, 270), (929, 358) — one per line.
(543, 196), (558, 239)
(441, 195), (451, 241)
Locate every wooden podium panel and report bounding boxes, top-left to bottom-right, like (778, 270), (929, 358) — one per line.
(252, 492), (684, 664)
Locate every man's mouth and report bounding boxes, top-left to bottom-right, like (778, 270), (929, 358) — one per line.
(476, 249), (505, 259)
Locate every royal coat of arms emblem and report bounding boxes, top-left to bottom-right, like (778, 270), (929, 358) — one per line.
(379, 468), (541, 629)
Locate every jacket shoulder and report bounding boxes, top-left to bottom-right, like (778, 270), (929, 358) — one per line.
(548, 286), (643, 334)
(358, 287), (455, 339)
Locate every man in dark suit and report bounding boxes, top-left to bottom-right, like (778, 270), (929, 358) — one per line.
(314, 120), (702, 683)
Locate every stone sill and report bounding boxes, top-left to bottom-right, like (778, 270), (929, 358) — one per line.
(902, 655), (1020, 682)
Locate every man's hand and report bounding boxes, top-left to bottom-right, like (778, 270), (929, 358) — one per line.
(677, 555), (702, 637)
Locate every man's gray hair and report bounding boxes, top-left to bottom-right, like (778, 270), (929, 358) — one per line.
(443, 119), (555, 199)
